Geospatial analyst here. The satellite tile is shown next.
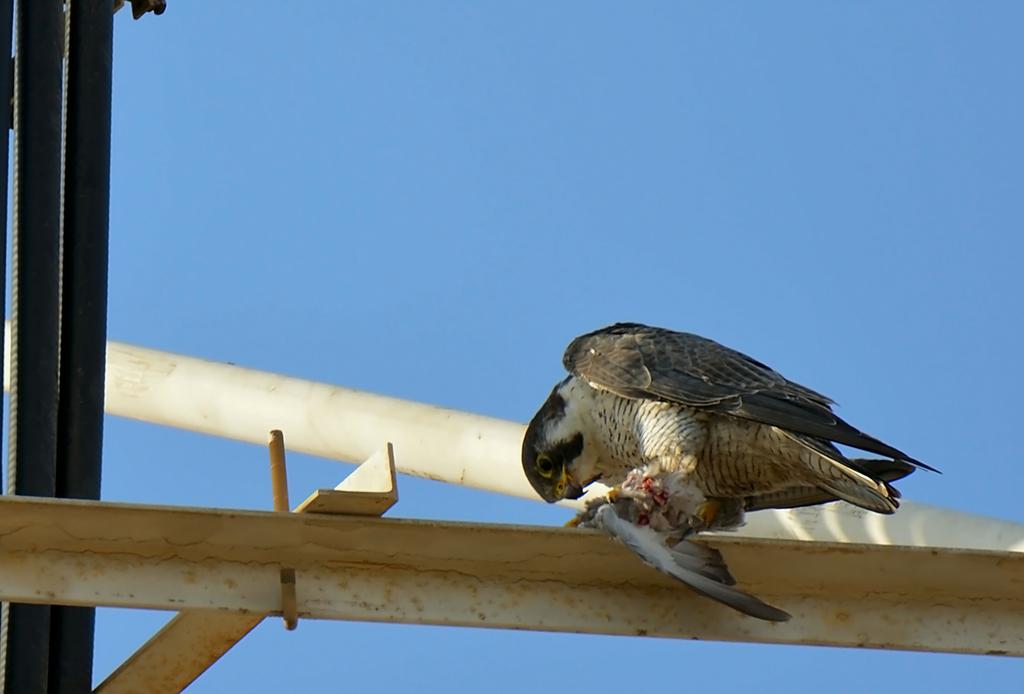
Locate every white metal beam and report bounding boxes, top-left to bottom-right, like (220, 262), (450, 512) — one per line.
(4, 321), (1022, 552)
(0, 495), (1021, 658)
(96, 444), (399, 694)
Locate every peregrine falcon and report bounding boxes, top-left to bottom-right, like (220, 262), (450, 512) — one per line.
(523, 322), (933, 532)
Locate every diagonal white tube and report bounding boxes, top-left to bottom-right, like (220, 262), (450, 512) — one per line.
(5, 321), (1023, 552)
(2, 322), (532, 500)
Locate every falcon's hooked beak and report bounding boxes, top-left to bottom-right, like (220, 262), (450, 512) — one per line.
(562, 475), (585, 500)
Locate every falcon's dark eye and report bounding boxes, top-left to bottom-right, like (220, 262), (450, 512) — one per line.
(536, 455), (555, 478)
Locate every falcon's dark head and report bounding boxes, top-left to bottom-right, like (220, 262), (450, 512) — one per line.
(522, 380), (587, 503)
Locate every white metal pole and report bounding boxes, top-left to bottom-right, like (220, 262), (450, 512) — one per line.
(3, 321), (531, 500)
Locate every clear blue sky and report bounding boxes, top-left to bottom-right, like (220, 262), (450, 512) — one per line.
(93, 3), (1023, 691)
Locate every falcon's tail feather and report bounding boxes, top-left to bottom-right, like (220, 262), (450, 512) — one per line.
(594, 505), (791, 622)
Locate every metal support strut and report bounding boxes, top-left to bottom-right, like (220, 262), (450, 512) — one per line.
(50, 1), (114, 691)
(2, 0), (64, 691)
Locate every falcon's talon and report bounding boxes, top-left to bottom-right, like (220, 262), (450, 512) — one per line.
(694, 499), (723, 530)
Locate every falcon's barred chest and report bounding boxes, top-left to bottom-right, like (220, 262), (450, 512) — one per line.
(566, 376), (810, 498)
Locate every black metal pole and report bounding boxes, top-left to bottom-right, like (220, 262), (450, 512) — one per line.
(0, 0), (12, 447)
(0, 0), (12, 684)
(50, 0), (113, 690)
(2, 0), (65, 691)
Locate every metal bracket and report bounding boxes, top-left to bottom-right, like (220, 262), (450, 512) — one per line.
(296, 442), (398, 515)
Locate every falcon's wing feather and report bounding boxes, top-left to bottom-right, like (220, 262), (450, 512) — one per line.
(744, 459), (915, 512)
(565, 323), (934, 471)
